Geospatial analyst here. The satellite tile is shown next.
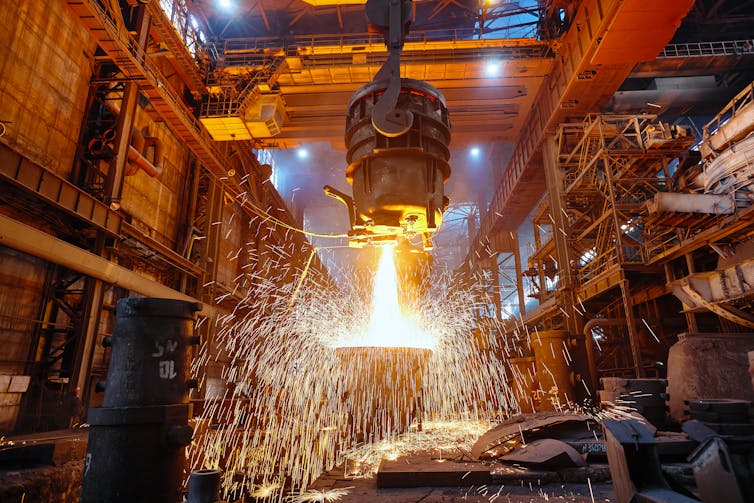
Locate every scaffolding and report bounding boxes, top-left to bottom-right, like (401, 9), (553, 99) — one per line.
(519, 111), (754, 379)
(555, 114), (696, 290)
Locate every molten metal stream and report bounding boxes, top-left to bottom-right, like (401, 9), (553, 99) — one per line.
(336, 245), (435, 349)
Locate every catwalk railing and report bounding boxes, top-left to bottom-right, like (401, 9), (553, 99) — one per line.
(555, 115), (696, 286)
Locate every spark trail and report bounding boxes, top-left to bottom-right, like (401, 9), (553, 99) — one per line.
(190, 242), (519, 500)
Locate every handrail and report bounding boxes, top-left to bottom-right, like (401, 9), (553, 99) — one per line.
(659, 39), (754, 58)
(220, 27), (543, 54)
(702, 80), (754, 138)
(156, 0), (207, 57)
(200, 56), (287, 118)
(67, 1), (244, 186)
(151, 0), (207, 92)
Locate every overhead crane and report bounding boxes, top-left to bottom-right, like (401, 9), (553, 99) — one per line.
(475, 0), (696, 240)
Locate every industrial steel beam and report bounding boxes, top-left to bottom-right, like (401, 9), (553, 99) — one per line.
(0, 144), (122, 236)
(65, 0), (247, 199)
(477, 0), (695, 241)
(0, 214), (212, 316)
(144, 0), (207, 95)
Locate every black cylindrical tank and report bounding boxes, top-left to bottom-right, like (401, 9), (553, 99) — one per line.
(102, 298), (199, 407)
(81, 298), (200, 503)
(345, 78), (451, 237)
(187, 469), (222, 503)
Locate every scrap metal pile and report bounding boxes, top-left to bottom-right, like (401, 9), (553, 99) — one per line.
(366, 374), (754, 503)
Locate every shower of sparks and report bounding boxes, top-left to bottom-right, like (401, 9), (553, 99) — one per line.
(335, 245), (433, 349)
(188, 219), (556, 501)
(285, 487), (354, 502)
(337, 420), (490, 478)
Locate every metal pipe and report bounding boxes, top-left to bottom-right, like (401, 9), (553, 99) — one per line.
(127, 145), (162, 177)
(0, 214), (213, 315)
(583, 318), (627, 392)
(126, 126), (163, 177)
(187, 469), (222, 503)
(144, 134), (163, 171)
(647, 192), (735, 214)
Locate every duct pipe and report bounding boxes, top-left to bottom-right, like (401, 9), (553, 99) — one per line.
(583, 318), (627, 394)
(647, 192), (735, 215)
(126, 127), (163, 177)
(0, 214), (213, 316)
(127, 145), (162, 177)
(144, 135), (163, 171)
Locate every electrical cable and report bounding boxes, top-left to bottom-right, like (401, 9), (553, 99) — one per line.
(240, 197), (349, 239)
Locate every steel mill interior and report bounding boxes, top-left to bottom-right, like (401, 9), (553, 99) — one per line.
(2, 1), (754, 502)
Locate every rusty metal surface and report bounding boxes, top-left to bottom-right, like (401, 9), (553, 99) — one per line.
(603, 419), (697, 503)
(499, 438), (587, 468)
(377, 456), (491, 488)
(688, 437), (747, 503)
(471, 412), (595, 460)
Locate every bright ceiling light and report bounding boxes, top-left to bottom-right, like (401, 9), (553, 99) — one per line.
(470, 147), (481, 158)
(485, 61), (500, 78)
(218, 0), (233, 9)
(297, 148), (309, 159)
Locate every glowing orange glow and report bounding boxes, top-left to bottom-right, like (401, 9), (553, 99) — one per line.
(336, 245), (435, 349)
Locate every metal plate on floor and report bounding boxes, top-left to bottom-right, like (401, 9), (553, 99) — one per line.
(377, 456), (491, 488)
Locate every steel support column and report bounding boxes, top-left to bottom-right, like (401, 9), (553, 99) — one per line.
(71, 269), (105, 397)
(541, 134), (593, 396)
(489, 257), (502, 321)
(542, 135), (578, 332)
(684, 253), (700, 331)
(512, 231), (526, 316)
(619, 279), (644, 377)
(599, 127), (644, 377)
(104, 6), (151, 208)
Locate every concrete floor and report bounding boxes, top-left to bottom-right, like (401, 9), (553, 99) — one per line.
(306, 465), (614, 502)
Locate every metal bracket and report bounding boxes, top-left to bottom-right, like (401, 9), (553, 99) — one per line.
(366, 0), (414, 137)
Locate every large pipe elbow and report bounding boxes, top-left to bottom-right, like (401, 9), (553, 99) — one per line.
(127, 145), (162, 178)
(583, 318), (627, 337)
(125, 128), (163, 178)
(125, 127), (162, 178)
(582, 318), (627, 393)
(143, 135), (163, 171)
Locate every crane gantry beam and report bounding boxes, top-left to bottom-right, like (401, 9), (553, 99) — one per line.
(474, 0), (695, 250)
